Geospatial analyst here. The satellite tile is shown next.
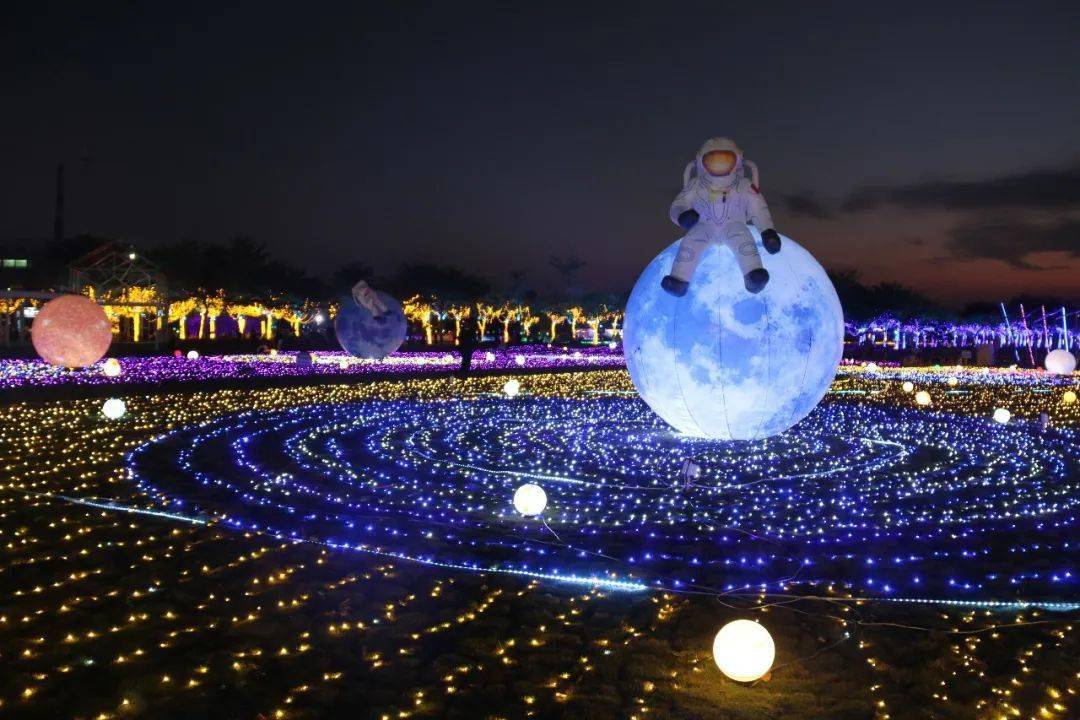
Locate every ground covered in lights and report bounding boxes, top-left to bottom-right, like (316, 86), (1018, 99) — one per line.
(1, 369), (1078, 719)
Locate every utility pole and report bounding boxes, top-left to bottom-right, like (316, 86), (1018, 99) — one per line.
(53, 163), (65, 244)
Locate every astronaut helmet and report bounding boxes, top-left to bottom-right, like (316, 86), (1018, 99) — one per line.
(696, 137), (743, 188)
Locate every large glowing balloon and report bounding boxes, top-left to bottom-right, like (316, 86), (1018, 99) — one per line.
(1045, 349), (1076, 375)
(624, 230), (843, 440)
(334, 292), (406, 360)
(31, 295), (112, 368)
(712, 619), (775, 682)
(512, 483), (547, 516)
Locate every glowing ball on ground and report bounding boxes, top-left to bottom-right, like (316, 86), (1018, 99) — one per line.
(513, 483), (547, 516)
(1064, 390), (1077, 405)
(334, 292), (406, 360)
(992, 407), (1012, 424)
(102, 398), (126, 420)
(915, 390), (932, 406)
(503, 379), (521, 398)
(624, 231), (843, 439)
(947, 376), (959, 387)
(485, 351), (496, 361)
(295, 351), (312, 367)
(1045, 349), (1077, 375)
(515, 355), (526, 367)
(337, 358), (350, 370)
(102, 358), (122, 377)
(186, 350), (199, 360)
(712, 620), (775, 682)
(31, 295), (112, 368)
(901, 381), (914, 393)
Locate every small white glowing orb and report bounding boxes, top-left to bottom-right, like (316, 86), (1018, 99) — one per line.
(485, 351), (496, 362)
(712, 620), (775, 682)
(338, 358), (350, 370)
(102, 358), (122, 377)
(1063, 390), (1077, 405)
(513, 483), (547, 516)
(866, 362), (880, 372)
(992, 407), (1012, 424)
(947, 376), (959, 387)
(186, 350), (199, 360)
(1045, 349), (1077, 375)
(515, 355), (526, 367)
(503, 379), (521, 398)
(901, 381), (914, 393)
(915, 390), (932, 406)
(608, 340), (617, 350)
(102, 398), (126, 420)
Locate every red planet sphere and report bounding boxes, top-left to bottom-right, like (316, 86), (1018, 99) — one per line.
(31, 295), (113, 368)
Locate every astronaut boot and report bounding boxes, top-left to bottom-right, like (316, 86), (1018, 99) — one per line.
(761, 229), (782, 255)
(744, 268), (770, 294)
(661, 275), (690, 297)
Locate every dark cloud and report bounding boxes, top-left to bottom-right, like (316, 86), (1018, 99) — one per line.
(946, 217), (1080, 269)
(779, 193), (834, 219)
(843, 163), (1080, 212)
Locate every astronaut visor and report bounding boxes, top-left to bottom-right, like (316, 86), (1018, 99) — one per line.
(702, 150), (737, 176)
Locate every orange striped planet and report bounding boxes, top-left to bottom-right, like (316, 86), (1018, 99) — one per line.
(31, 295), (112, 368)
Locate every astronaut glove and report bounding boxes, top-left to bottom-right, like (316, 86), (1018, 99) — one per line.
(761, 228), (782, 255)
(677, 209), (700, 231)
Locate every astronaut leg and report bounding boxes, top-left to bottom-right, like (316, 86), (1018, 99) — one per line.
(722, 222), (769, 293)
(662, 223), (713, 297)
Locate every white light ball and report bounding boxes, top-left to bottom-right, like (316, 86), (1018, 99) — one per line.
(866, 362), (880, 372)
(901, 381), (914, 393)
(915, 390), (932, 406)
(608, 341), (617, 350)
(186, 350), (199, 360)
(515, 355), (526, 367)
(485, 351), (496, 362)
(338, 358), (349, 370)
(513, 483), (547, 516)
(102, 358), (122, 377)
(947, 376), (958, 387)
(712, 620), (775, 682)
(503, 379), (521, 398)
(992, 407), (1012, 424)
(102, 398), (126, 420)
(1045, 349), (1077, 375)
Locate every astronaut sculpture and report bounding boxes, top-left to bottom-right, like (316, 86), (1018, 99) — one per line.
(351, 280), (389, 321)
(661, 137), (782, 296)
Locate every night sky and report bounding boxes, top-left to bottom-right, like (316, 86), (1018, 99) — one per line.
(2, 1), (1078, 302)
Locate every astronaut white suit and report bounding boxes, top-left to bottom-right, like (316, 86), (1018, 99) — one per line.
(661, 137), (782, 296)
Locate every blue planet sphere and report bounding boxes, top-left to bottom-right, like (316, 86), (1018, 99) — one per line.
(334, 292), (407, 360)
(624, 228), (843, 440)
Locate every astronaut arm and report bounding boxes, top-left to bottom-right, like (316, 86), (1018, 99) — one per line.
(669, 187), (699, 229)
(747, 189), (775, 232)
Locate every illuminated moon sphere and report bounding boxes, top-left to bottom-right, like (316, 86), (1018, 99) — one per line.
(512, 483), (547, 516)
(1045, 349), (1077, 375)
(334, 292), (406, 360)
(624, 231), (843, 439)
(713, 619), (775, 682)
(31, 295), (112, 368)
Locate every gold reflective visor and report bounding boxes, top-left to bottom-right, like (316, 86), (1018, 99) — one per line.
(702, 150), (737, 177)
